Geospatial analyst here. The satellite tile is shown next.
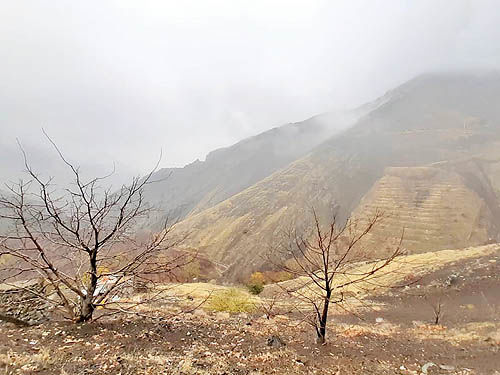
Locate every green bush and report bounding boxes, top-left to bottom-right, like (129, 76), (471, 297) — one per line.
(206, 288), (256, 313)
(248, 283), (264, 295)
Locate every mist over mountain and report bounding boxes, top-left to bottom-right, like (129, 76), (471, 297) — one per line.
(141, 109), (368, 225)
(164, 71), (500, 279)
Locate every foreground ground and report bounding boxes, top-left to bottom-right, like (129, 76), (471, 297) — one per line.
(0, 246), (499, 374)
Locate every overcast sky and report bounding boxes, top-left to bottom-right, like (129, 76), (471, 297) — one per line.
(1, 0), (499, 184)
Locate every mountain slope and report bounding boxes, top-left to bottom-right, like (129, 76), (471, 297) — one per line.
(351, 166), (497, 256)
(142, 110), (362, 224)
(170, 72), (500, 280)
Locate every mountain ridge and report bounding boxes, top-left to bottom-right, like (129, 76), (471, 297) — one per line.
(167, 71), (500, 280)
(142, 109), (364, 225)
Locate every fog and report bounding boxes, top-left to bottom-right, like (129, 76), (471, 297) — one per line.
(1, 0), (499, 184)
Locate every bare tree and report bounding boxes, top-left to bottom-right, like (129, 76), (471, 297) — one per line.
(269, 210), (404, 344)
(425, 296), (445, 325)
(0, 137), (192, 323)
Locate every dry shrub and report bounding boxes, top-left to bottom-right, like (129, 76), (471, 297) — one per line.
(247, 272), (265, 295)
(262, 270), (293, 283)
(206, 288), (256, 313)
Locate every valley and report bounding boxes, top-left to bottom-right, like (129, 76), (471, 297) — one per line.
(2, 72), (500, 375)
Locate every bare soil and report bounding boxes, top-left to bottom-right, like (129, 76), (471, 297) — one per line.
(0, 252), (499, 375)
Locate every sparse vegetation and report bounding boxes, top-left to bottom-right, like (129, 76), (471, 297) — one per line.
(0, 246), (498, 374)
(247, 271), (265, 295)
(248, 283), (264, 295)
(206, 288), (256, 313)
(427, 296), (446, 325)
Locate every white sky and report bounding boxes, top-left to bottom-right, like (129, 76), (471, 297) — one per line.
(1, 0), (499, 182)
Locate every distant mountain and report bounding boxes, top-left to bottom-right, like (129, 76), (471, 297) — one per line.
(142, 109), (365, 225)
(168, 71), (500, 280)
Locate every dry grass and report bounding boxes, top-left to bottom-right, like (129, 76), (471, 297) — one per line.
(272, 244), (499, 304)
(102, 282), (263, 316)
(111, 245), (498, 317)
(205, 288), (258, 313)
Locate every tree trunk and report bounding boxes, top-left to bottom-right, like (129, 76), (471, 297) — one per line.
(76, 250), (98, 323)
(316, 292), (331, 344)
(76, 295), (94, 323)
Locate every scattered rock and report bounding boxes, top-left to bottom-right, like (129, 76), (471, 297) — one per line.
(177, 359), (193, 374)
(445, 274), (459, 287)
(295, 357), (307, 366)
(267, 335), (286, 348)
(0, 282), (52, 325)
(421, 362), (436, 374)
(192, 309), (208, 318)
(376, 317), (384, 323)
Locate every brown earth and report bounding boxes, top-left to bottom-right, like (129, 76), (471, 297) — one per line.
(0, 310), (498, 375)
(0, 249), (499, 375)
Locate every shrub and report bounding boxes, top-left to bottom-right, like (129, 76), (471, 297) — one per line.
(249, 271), (265, 285)
(246, 271), (265, 295)
(206, 288), (256, 313)
(262, 270), (294, 283)
(248, 283), (264, 295)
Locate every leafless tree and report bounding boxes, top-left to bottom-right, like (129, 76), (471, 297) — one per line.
(269, 209), (404, 344)
(425, 296), (445, 325)
(0, 136), (193, 323)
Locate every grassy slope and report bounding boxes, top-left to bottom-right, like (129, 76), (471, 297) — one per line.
(163, 244), (499, 312)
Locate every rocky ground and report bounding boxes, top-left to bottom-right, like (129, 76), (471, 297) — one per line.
(0, 310), (498, 375)
(0, 282), (53, 326)
(0, 249), (498, 375)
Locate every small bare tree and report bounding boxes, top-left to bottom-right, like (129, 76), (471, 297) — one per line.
(270, 210), (404, 344)
(0, 137), (192, 323)
(424, 295), (445, 325)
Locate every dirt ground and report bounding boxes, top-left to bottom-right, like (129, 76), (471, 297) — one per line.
(0, 251), (499, 375)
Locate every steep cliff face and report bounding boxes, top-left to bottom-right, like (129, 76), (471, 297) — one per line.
(167, 72), (500, 280)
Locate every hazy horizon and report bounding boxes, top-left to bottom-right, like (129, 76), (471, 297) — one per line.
(1, 1), (500, 184)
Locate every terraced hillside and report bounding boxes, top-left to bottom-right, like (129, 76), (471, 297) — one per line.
(168, 72), (500, 280)
(352, 166), (497, 255)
